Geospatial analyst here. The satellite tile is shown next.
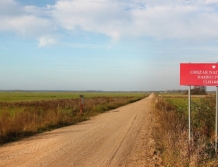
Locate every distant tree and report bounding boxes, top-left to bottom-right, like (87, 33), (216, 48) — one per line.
(184, 86), (207, 95)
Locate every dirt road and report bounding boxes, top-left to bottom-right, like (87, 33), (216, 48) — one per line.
(0, 94), (155, 167)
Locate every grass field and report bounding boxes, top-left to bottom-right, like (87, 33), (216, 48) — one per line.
(0, 91), (147, 144)
(159, 94), (205, 109)
(0, 91), (147, 102)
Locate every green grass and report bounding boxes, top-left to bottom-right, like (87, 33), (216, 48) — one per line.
(0, 91), (147, 102)
(164, 97), (188, 108)
(158, 93), (203, 108)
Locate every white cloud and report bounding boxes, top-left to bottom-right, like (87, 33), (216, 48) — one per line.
(205, 0), (218, 5)
(131, 4), (218, 40)
(1, 15), (52, 37)
(38, 36), (57, 47)
(0, 0), (54, 41)
(1, 0), (218, 44)
(0, 0), (21, 16)
(51, 0), (218, 41)
(52, 0), (130, 41)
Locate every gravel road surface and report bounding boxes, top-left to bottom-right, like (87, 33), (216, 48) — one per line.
(0, 94), (155, 167)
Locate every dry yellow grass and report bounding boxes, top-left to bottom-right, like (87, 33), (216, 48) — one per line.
(0, 96), (143, 144)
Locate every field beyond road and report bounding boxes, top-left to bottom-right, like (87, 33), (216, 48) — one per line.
(0, 91), (145, 102)
(0, 94), (155, 167)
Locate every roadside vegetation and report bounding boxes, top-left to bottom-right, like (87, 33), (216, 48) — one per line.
(0, 91), (145, 102)
(154, 93), (218, 166)
(0, 93), (146, 145)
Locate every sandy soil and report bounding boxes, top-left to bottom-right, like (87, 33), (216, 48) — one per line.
(0, 94), (156, 167)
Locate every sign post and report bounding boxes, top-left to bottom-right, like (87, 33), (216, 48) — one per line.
(188, 86), (191, 142)
(79, 95), (84, 114)
(216, 87), (218, 153)
(180, 63), (218, 152)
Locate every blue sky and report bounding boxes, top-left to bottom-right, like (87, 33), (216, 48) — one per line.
(1, 0), (218, 91)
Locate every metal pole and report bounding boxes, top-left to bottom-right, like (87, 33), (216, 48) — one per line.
(215, 86), (218, 153)
(188, 86), (191, 142)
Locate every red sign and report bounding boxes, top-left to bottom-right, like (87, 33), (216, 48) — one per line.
(180, 63), (218, 86)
